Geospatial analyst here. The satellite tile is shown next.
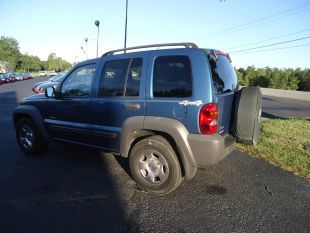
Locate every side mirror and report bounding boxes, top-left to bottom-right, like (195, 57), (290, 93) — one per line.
(45, 86), (55, 98)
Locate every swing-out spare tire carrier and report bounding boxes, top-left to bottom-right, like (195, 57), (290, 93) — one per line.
(231, 86), (262, 145)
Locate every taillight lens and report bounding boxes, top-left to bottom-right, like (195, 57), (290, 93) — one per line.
(199, 103), (218, 135)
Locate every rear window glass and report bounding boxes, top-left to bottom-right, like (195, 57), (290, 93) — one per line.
(208, 54), (238, 94)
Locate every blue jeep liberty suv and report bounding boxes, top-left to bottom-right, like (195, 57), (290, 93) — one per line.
(13, 43), (262, 194)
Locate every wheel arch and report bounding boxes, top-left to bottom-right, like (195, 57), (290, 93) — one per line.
(120, 116), (197, 180)
(13, 105), (50, 141)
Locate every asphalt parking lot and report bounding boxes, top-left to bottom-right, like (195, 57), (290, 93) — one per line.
(0, 78), (309, 233)
(262, 96), (310, 119)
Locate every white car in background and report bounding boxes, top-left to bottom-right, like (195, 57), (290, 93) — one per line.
(39, 71), (46, 76)
(48, 71), (57, 76)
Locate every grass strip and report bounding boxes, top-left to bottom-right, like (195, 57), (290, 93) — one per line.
(236, 119), (310, 180)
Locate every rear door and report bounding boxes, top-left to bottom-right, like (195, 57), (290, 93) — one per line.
(207, 52), (238, 135)
(88, 53), (148, 152)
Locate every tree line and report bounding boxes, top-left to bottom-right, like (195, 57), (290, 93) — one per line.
(1, 36), (309, 91)
(235, 66), (310, 91)
(0, 36), (72, 73)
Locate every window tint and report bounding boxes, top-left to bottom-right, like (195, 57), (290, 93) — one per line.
(125, 58), (142, 96)
(99, 59), (129, 97)
(61, 64), (96, 97)
(99, 58), (142, 97)
(153, 56), (192, 98)
(208, 54), (238, 94)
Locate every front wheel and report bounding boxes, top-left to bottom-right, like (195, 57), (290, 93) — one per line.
(129, 135), (182, 195)
(16, 118), (48, 155)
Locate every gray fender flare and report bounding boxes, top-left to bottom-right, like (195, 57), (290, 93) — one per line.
(120, 116), (197, 180)
(13, 105), (50, 141)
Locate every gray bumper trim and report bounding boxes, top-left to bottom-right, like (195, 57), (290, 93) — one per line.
(188, 133), (235, 167)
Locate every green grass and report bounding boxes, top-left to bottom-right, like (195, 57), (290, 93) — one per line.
(236, 119), (310, 180)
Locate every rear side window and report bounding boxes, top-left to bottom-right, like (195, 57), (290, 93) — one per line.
(99, 58), (142, 97)
(153, 56), (192, 98)
(208, 54), (238, 94)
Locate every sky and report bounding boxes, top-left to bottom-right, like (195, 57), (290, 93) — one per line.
(1, 0), (310, 68)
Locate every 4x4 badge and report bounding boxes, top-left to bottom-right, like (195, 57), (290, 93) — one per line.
(179, 100), (203, 107)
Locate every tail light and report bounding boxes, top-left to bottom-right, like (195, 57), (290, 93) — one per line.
(199, 103), (218, 135)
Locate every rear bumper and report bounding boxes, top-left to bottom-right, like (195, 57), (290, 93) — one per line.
(188, 133), (235, 167)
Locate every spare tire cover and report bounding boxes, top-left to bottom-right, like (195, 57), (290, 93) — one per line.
(231, 86), (262, 145)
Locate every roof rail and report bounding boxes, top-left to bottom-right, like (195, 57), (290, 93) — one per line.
(102, 42), (198, 56)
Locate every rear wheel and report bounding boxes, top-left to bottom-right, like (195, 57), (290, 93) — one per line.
(16, 118), (48, 155)
(129, 135), (182, 195)
(231, 86), (262, 145)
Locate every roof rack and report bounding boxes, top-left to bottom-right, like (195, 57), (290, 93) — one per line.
(102, 42), (198, 56)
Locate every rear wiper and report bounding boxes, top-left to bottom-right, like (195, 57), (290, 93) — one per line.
(208, 49), (218, 61)
(221, 89), (232, 94)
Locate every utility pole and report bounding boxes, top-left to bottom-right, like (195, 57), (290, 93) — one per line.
(124, 0), (128, 53)
(95, 20), (100, 58)
(84, 37), (88, 59)
(80, 46), (86, 58)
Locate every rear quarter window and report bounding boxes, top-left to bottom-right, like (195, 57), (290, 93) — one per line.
(153, 56), (192, 98)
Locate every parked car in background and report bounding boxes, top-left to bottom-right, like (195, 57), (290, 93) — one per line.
(0, 74), (5, 84)
(22, 73), (33, 80)
(2, 74), (10, 83)
(9, 73), (17, 82)
(39, 71), (47, 76)
(15, 73), (24, 81)
(33, 72), (66, 94)
(48, 71), (57, 76)
(2, 73), (17, 83)
(8, 73), (33, 81)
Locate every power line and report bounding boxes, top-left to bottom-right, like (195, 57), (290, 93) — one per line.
(229, 36), (310, 54)
(224, 28), (310, 50)
(191, 2), (310, 39)
(231, 43), (310, 55)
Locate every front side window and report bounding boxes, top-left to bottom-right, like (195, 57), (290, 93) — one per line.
(153, 56), (192, 98)
(61, 64), (96, 97)
(99, 58), (142, 97)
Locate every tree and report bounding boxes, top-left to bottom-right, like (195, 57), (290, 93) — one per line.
(0, 36), (21, 71)
(46, 53), (72, 71)
(298, 69), (310, 91)
(285, 68), (299, 90)
(235, 66), (308, 91)
(235, 67), (247, 86)
(244, 66), (256, 86)
(18, 54), (41, 72)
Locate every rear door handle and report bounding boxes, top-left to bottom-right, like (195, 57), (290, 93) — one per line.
(123, 103), (141, 110)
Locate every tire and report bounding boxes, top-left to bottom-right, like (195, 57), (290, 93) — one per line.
(231, 86), (262, 145)
(129, 135), (182, 195)
(16, 118), (49, 155)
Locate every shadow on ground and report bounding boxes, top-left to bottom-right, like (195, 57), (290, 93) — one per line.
(0, 91), (139, 233)
(262, 111), (289, 120)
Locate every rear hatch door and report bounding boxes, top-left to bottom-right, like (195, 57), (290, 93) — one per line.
(207, 51), (238, 135)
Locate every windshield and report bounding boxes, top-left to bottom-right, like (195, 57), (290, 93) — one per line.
(207, 52), (238, 94)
